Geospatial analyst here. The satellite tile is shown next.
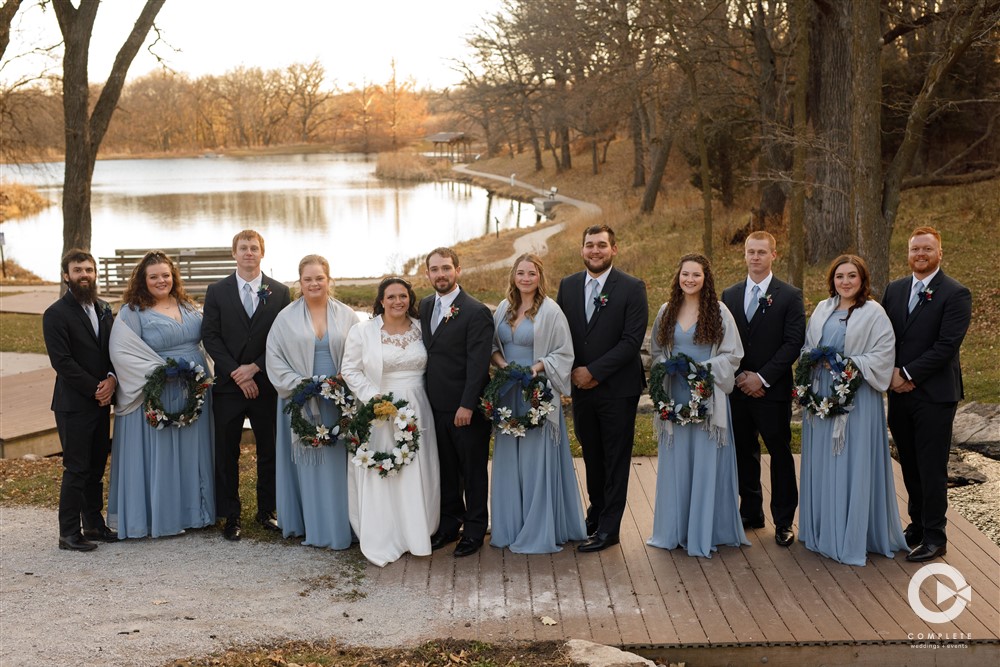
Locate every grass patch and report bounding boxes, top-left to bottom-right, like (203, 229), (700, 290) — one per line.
(166, 638), (576, 667)
(0, 312), (46, 353)
(374, 152), (455, 182)
(0, 455), (63, 507)
(0, 182), (52, 221)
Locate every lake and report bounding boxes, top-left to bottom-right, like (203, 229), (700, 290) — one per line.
(1, 153), (539, 283)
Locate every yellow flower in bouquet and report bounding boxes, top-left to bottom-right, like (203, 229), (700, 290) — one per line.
(374, 400), (399, 419)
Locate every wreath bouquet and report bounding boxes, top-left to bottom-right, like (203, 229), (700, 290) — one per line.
(480, 362), (557, 438)
(793, 346), (863, 419)
(649, 353), (714, 426)
(348, 393), (420, 478)
(143, 357), (213, 429)
(283, 375), (356, 447)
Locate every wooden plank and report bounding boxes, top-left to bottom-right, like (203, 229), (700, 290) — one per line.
(526, 553), (562, 642)
(426, 545), (455, 621)
(476, 539), (511, 636)
(498, 548), (536, 640)
(550, 540), (593, 640)
(451, 545), (482, 638)
(0, 368), (57, 440)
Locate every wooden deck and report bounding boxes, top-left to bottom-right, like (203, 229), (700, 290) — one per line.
(368, 456), (999, 653)
(0, 367), (63, 458)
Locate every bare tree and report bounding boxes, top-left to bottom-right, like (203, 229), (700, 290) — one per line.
(285, 59), (333, 143)
(51, 0), (166, 256)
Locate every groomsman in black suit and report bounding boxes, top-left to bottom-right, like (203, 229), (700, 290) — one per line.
(884, 226), (971, 563)
(202, 230), (291, 541)
(420, 247), (494, 557)
(721, 231), (805, 547)
(42, 249), (118, 551)
(556, 225), (648, 553)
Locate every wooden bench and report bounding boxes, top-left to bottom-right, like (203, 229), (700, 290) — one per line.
(99, 247), (235, 301)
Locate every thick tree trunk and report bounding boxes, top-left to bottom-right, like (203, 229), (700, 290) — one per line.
(640, 133), (673, 213)
(805, 1), (851, 264)
(631, 100), (646, 187)
(752, 1), (790, 223)
(788, 0), (809, 288)
(53, 0), (165, 260)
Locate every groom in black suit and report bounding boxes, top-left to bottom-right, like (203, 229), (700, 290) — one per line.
(42, 249), (118, 551)
(721, 231), (804, 547)
(202, 230), (291, 541)
(884, 226), (971, 563)
(556, 225), (648, 553)
(420, 247), (494, 558)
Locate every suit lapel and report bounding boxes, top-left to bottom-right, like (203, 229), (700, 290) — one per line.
(903, 271), (943, 332)
(432, 290), (463, 340)
(224, 273), (251, 327)
(65, 293), (99, 342)
(585, 269), (615, 333)
(748, 280), (779, 333)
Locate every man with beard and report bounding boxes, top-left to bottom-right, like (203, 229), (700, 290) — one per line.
(556, 225), (648, 553)
(884, 226), (972, 563)
(419, 248), (494, 557)
(42, 249), (118, 551)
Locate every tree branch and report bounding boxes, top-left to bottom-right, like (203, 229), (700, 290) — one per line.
(902, 168), (1000, 189)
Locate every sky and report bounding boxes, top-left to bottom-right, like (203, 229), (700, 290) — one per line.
(3, 0), (503, 89)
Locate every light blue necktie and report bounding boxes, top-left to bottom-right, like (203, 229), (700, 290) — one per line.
(431, 297), (443, 334)
(585, 278), (599, 321)
(242, 283), (254, 317)
(908, 280), (924, 314)
(746, 284), (760, 321)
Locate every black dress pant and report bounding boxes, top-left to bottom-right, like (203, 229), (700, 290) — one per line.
(433, 409), (491, 541)
(730, 397), (798, 528)
(571, 392), (639, 537)
(55, 408), (111, 536)
(888, 392), (955, 546)
(212, 390), (278, 521)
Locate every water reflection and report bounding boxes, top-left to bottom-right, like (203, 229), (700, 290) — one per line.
(2, 154), (537, 282)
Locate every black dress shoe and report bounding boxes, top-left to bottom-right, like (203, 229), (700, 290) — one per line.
(774, 526), (794, 547)
(903, 528), (923, 549)
(59, 534), (98, 552)
(453, 536), (483, 557)
(256, 512), (281, 532)
(83, 526), (118, 543)
(430, 532), (458, 550)
(578, 532), (619, 553)
(585, 520), (598, 537)
(906, 543), (947, 562)
(223, 518), (241, 541)
(742, 515), (765, 530)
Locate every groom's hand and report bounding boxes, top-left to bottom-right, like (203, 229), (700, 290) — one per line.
(572, 366), (597, 390)
(454, 407), (473, 427)
(239, 379), (260, 399)
(231, 363), (259, 385)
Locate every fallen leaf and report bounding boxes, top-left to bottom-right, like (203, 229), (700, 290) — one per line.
(152, 600), (168, 605)
(539, 615), (558, 626)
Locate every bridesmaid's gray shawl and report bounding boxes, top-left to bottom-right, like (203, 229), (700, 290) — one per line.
(266, 297), (358, 464)
(109, 304), (208, 417)
(265, 297), (359, 399)
(803, 296), (896, 453)
(492, 297), (574, 436)
(649, 301), (744, 447)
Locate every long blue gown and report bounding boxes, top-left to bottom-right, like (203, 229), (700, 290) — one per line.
(490, 319), (587, 553)
(108, 306), (215, 538)
(647, 323), (748, 558)
(274, 332), (352, 549)
(799, 310), (907, 565)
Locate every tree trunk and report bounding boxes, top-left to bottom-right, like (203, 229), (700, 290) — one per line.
(685, 66), (714, 259)
(850, 0), (885, 295)
(631, 100), (646, 187)
(639, 133), (673, 213)
(805, 1), (851, 264)
(752, 0), (790, 224)
(788, 0), (809, 288)
(53, 0), (165, 259)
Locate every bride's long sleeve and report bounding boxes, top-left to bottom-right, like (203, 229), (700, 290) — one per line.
(341, 322), (380, 403)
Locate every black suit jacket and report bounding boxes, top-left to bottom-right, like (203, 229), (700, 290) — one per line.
(555, 267), (648, 398)
(721, 276), (805, 403)
(419, 289), (494, 413)
(882, 270), (971, 403)
(201, 273), (291, 395)
(43, 291), (115, 412)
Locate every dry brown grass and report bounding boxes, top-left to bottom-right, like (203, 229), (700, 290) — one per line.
(0, 258), (45, 284)
(0, 183), (52, 221)
(374, 152), (455, 182)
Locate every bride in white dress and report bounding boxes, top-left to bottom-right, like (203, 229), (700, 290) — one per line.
(341, 277), (440, 566)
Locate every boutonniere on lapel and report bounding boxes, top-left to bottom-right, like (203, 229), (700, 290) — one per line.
(758, 293), (773, 313)
(257, 284), (272, 304)
(98, 301), (113, 321)
(917, 287), (934, 305)
(593, 293), (609, 311)
(442, 305), (460, 323)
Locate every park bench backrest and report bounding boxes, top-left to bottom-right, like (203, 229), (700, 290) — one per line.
(99, 247), (235, 302)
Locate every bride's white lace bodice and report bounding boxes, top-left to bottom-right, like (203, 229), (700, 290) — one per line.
(380, 325), (427, 374)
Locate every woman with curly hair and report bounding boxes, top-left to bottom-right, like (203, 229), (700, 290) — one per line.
(797, 255), (907, 565)
(108, 251), (215, 538)
(646, 253), (748, 557)
(487, 254), (587, 553)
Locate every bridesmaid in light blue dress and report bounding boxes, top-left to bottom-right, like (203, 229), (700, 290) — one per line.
(646, 254), (748, 558)
(266, 255), (358, 550)
(489, 254), (587, 554)
(108, 252), (215, 539)
(798, 255), (907, 565)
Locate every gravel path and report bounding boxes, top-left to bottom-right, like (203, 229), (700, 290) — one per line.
(1, 509), (449, 667)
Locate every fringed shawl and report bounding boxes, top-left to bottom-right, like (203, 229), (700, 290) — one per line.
(649, 301), (743, 448)
(492, 297), (574, 439)
(265, 297), (359, 464)
(109, 304), (210, 417)
(803, 296), (895, 454)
